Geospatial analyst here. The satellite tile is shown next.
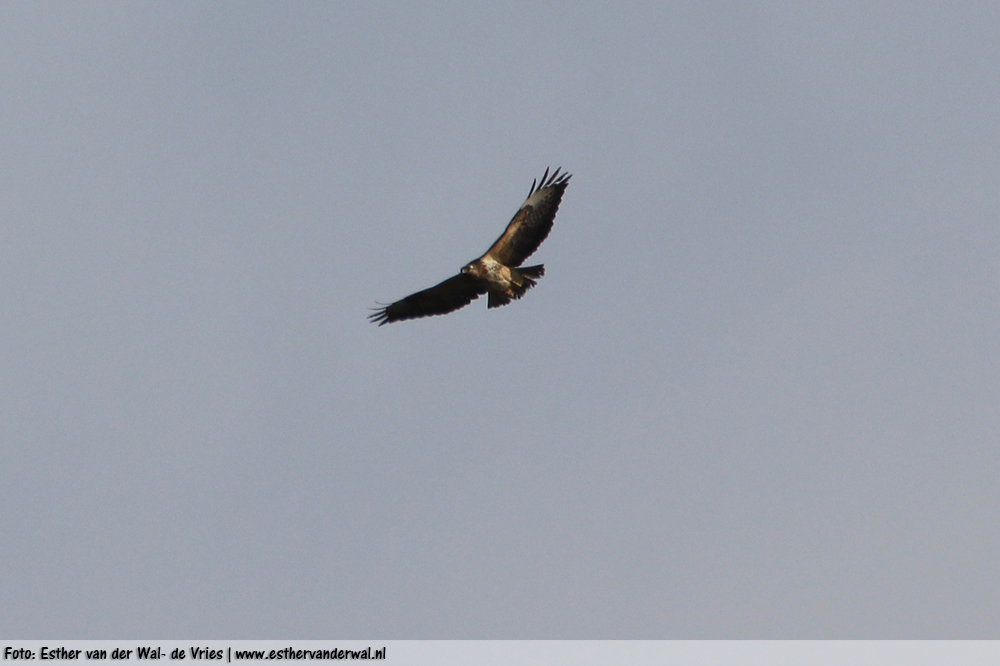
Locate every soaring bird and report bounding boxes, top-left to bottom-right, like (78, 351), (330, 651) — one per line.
(369, 167), (571, 325)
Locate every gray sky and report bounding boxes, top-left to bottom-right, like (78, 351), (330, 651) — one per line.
(3, 2), (999, 638)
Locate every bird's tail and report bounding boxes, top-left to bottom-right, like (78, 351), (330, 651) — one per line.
(488, 264), (545, 309)
(512, 264), (544, 298)
(518, 264), (545, 280)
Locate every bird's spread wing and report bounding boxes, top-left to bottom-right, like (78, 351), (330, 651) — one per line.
(369, 273), (487, 325)
(485, 167), (571, 267)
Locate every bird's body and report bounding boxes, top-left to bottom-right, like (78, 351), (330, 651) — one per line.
(369, 167), (571, 325)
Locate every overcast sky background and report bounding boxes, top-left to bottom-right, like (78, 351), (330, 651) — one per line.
(3, 2), (999, 638)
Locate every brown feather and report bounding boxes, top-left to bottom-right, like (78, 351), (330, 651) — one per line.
(368, 273), (486, 326)
(485, 167), (571, 267)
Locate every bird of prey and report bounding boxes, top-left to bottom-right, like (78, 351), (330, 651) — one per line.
(369, 167), (571, 325)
